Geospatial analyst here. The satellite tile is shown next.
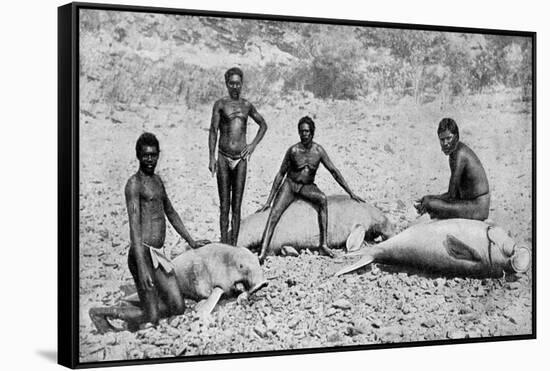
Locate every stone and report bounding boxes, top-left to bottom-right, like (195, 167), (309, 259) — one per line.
(421, 319), (437, 328)
(288, 318), (301, 329)
(332, 299), (352, 310)
(253, 325), (269, 338)
(447, 330), (467, 339)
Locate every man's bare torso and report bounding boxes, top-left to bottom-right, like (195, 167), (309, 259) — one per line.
(217, 97), (251, 157)
(129, 173), (167, 248)
(287, 142), (323, 184)
(449, 142), (490, 200)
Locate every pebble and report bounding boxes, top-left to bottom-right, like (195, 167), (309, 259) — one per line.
(421, 319), (437, 328)
(507, 282), (522, 290)
(172, 343), (187, 356)
(351, 318), (370, 333)
(332, 299), (352, 310)
(288, 318), (301, 329)
(282, 246), (300, 257)
(503, 311), (521, 325)
(143, 346), (162, 359)
(447, 330), (467, 339)
(378, 325), (402, 338)
(253, 325), (269, 338)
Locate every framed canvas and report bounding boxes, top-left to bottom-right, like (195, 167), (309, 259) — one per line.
(58, 2), (536, 368)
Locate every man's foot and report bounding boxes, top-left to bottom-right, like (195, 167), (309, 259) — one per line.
(258, 254), (266, 265)
(319, 245), (335, 258)
(126, 319), (141, 332)
(89, 307), (117, 334)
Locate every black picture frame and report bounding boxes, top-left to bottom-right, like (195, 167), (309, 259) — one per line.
(58, 2), (536, 368)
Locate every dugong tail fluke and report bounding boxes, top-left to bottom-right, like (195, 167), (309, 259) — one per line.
(335, 251), (376, 277)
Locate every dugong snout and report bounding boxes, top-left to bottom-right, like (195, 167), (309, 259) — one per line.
(230, 246), (268, 296)
(508, 245), (531, 274)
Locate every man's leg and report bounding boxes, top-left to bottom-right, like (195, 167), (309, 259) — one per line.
(153, 269), (186, 316)
(89, 305), (146, 333)
(89, 252), (162, 333)
(128, 250), (161, 325)
(230, 159), (247, 245)
(299, 185), (334, 257)
(427, 194), (490, 220)
(258, 181), (295, 264)
(216, 156), (231, 243)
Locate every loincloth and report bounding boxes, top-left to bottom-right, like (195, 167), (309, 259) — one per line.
(143, 243), (175, 274)
(219, 149), (246, 170)
(285, 177), (319, 195)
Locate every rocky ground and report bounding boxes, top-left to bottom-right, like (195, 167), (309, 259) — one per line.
(78, 91), (533, 362)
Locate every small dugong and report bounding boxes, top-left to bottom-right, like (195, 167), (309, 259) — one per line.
(335, 219), (531, 278)
(237, 195), (395, 255)
(172, 243), (268, 300)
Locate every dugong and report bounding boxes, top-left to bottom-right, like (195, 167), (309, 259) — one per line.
(335, 219), (531, 278)
(237, 195), (395, 255)
(89, 243), (267, 333)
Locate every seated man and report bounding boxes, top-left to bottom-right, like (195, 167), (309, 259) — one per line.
(256, 116), (364, 264)
(89, 132), (209, 332)
(415, 118), (490, 220)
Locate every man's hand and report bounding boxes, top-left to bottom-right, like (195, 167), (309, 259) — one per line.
(414, 196), (431, 215)
(255, 203), (270, 213)
(350, 193), (365, 203)
(139, 268), (154, 290)
(191, 239), (211, 249)
(208, 158), (217, 177)
(241, 143), (256, 161)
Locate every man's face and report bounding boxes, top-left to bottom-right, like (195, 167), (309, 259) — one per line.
(299, 123), (313, 145)
(438, 129), (458, 155)
(138, 145), (159, 175)
(226, 74), (242, 99)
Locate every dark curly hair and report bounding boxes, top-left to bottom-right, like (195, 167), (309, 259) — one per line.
(437, 117), (459, 139)
(135, 132), (160, 157)
(298, 116), (315, 135)
(224, 67), (243, 83)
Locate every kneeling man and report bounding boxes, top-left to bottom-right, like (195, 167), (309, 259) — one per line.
(256, 116), (364, 263)
(90, 132), (209, 332)
(416, 118), (490, 220)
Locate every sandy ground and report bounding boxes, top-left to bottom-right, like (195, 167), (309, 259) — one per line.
(78, 91), (532, 362)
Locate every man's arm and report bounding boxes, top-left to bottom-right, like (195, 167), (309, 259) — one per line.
(125, 178), (153, 290)
(320, 146), (364, 202)
(256, 149), (290, 212)
(447, 153), (466, 200)
(161, 181), (206, 249)
(208, 100), (221, 176)
(241, 103), (267, 159)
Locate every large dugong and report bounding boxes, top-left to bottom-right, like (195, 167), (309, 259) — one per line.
(335, 219), (531, 278)
(89, 243), (267, 333)
(237, 195), (395, 255)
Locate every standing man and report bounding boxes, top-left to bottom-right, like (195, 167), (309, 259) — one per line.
(90, 133), (209, 332)
(415, 118), (490, 220)
(209, 67), (268, 245)
(256, 116), (364, 264)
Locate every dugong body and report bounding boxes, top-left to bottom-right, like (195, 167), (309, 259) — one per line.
(336, 219), (531, 278)
(237, 195), (395, 254)
(89, 243), (267, 333)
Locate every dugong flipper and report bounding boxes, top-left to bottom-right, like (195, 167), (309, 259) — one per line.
(335, 219), (531, 278)
(237, 195), (394, 256)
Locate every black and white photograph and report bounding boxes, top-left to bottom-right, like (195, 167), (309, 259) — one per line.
(58, 1), (534, 368)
